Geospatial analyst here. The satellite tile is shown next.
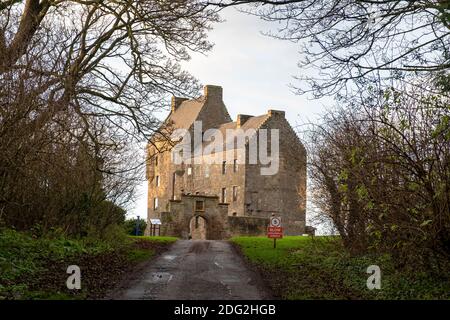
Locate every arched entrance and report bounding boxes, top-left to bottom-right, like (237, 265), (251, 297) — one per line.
(189, 215), (207, 240)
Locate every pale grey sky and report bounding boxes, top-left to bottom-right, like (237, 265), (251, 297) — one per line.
(128, 8), (333, 229)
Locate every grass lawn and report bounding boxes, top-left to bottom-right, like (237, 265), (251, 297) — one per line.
(231, 236), (450, 300)
(127, 236), (178, 263)
(0, 229), (177, 299)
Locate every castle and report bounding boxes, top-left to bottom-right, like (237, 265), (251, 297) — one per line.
(145, 85), (307, 239)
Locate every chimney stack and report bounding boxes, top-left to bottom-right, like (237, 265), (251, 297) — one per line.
(267, 109), (285, 117)
(204, 85), (223, 101)
(236, 114), (252, 128)
(171, 96), (188, 112)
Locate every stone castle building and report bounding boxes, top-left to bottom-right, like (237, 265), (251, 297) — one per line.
(145, 85), (307, 239)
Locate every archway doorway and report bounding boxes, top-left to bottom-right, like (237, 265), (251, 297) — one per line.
(189, 215), (207, 240)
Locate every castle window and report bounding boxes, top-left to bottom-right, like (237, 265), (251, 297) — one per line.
(232, 212), (237, 216)
(155, 175), (160, 187)
(222, 161), (226, 174)
(205, 165), (210, 178)
(221, 187), (227, 203)
(233, 159), (238, 172)
(153, 197), (159, 210)
(232, 186), (237, 202)
(195, 200), (205, 212)
(187, 167), (192, 175)
(154, 156), (158, 167)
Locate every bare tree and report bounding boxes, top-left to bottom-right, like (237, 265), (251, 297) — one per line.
(1, 0), (219, 137)
(208, 0), (450, 97)
(306, 85), (450, 265)
(0, 1), (220, 233)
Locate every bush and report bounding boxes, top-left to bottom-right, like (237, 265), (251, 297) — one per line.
(124, 218), (147, 236)
(308, 88), (450, 268)
(0, 228), (176, 299)
(232, 236), (450, 299)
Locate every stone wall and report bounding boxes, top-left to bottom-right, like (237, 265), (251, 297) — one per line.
(243, 111), (307, 235)
(146, 85), (308, 237)
(159, 195), (229, 240)
(227, 216), (269, 237)
(146, 85), (233, 233)
(157, 195), (270, 239)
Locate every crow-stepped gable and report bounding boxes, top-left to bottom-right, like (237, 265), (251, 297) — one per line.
(145, 85), (307, 239)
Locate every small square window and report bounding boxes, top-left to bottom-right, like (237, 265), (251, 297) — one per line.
(195, 200), (205, 212)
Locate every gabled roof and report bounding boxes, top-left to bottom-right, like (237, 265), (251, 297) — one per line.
(240, 114), (269, 131)
(167, 97), (205, 130)
(213, 114), (269, 134)
(196, 114), (271, 153)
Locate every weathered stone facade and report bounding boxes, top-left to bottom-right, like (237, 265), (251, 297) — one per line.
(146, 85), (307, 239)
(158, 194), (269, 239)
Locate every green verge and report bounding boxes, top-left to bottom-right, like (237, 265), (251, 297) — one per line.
(0, 229), (177, 300)
(129, 235), (178, 243)
(126, 236), (178, 263)
(231, 236), (450, 300)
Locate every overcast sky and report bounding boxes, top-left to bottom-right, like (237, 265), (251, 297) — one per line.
(128, 7), (334, 230)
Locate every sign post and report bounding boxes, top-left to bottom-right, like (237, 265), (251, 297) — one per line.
(150, 219), (162, 236)
(136, 215), (140, 236)
(267, 216), (283, 248)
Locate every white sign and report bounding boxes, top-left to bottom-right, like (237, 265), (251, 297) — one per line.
(150, 219), (161, 225)
(270, 216), (281, 227)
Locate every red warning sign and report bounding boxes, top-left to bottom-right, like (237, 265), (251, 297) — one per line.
(267, 226), (283, 239)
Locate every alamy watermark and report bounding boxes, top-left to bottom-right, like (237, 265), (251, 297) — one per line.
(366, 265), (381, 290)
(66, 265), (81, 290)
(170, 121), (280, 176)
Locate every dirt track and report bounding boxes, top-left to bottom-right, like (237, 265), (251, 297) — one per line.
(112, 240), (270, 300)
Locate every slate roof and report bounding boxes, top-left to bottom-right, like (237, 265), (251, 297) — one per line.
(239, 114), (269, 131)
(191, 114), (270, 155)
(211, 114), (269, 134)
(166, 94), (270, 133)
(167, 97), (205, 129)
(161, 94), (272, 154)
